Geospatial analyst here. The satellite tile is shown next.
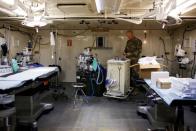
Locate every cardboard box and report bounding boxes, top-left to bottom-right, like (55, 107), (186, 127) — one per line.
(139, 64), (160, 79)
(156, 78), (171, 89)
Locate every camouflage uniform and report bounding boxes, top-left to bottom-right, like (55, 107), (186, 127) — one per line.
(124, 37), (142, 65)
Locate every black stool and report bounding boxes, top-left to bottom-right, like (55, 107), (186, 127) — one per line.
(72, 83), (88, 106)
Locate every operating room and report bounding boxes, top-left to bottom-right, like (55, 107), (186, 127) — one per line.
(0, 0), (196, 131)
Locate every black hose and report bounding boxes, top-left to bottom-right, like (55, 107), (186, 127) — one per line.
(191, 53), (196, 78)
(159, 37), (176, 63)
(181, 28), (187, 47)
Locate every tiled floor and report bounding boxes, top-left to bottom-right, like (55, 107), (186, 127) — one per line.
(38, 97), (152, 131)
(38, 84), (196, 131)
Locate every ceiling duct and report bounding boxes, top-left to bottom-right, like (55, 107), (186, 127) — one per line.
(57, 1), (93, 14)
(95, 0), (121, 14)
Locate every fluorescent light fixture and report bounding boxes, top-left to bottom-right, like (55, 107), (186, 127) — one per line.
(1, 0), (15, 6)
(180, 4), (196, 14)
(95, 0), (104, 13)
(13, 6), (27, 16)
(169, 0), (196, 15)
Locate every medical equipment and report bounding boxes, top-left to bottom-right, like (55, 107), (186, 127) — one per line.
(76, 48), (105, 96)
(174, 44), (190, 64)
(175, 44), (185, 57)
(11, 59), (19, 73)
(15, 46), (33, 67)
(77, 47), (94, 71)
(104, 58), (130, 99)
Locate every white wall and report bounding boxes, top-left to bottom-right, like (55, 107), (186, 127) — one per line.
(172, 26), (196, 77)
(37, 29), (173, 82)
(0, 27), (30, 60)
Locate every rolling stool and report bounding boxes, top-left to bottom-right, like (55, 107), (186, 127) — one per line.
(72, 83), (88, 106)
(0, 95), (15, 131)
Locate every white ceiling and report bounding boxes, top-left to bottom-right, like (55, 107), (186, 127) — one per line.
(0, 0), (195, 30)
(45, 0), (155, 17)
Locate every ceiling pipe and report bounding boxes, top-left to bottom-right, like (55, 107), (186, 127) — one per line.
(180, 16), (196, 19)
(0, 15), (151, 19)
(0, 7), (15, 16)
(0, 15), (195, 21)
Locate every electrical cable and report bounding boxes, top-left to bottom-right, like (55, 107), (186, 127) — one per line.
(57, 30), (89, 38)
(32, 34), (39, 51)
(90, 73), (94, 96)
(96, 64), (104, 85)
(159, 37), (177, 63)
(191, 53), (196, 78)
(181, 28), (187, 47)
(91, 38), (96, 48)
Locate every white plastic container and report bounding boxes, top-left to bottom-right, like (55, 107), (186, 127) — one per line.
(106, 59), (130, 95)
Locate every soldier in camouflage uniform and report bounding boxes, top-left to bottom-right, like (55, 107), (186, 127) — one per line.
(124, 30), (142, 65)
(124, 30), (142, 87)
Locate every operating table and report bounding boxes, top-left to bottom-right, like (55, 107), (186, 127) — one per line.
(143, 79), (196, 131)
(0, 67), (59, 130)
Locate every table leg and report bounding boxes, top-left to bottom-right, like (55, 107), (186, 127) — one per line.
(174, 106), (184, 131)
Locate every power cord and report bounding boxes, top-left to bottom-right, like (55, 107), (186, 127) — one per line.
(191, 52), (196, 78)
(159, 37), (177, 63)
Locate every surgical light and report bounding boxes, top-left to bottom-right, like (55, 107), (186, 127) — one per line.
(22, 19), (47, 27)
(22, 15), (50, 27)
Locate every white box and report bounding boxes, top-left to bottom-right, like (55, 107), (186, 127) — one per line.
(151, 71), (169, 86)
